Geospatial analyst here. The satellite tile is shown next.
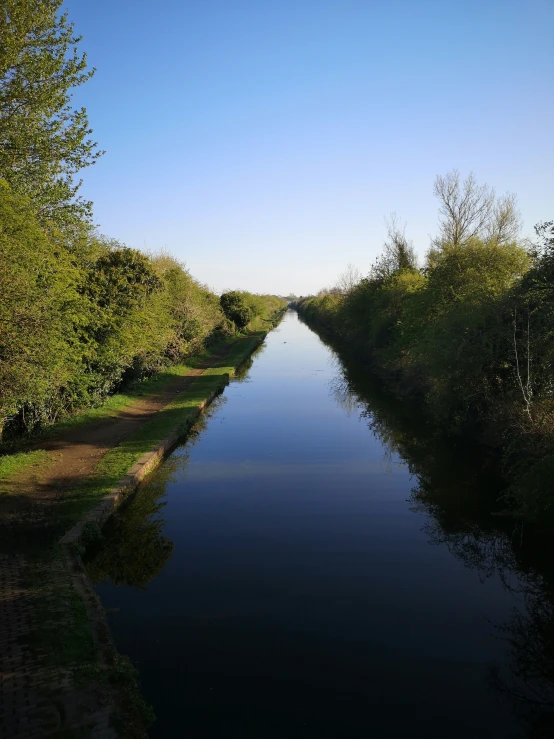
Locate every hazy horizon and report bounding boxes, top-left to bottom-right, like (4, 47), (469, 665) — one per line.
(67, 0), (553, 295)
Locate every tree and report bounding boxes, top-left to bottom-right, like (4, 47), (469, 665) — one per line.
(0, 181), (80, 435)
(370, 213), (418, 282)
(433, 170), (495, 247)
(220, 291), (255, 329)
(534, 221), (554, 260)
(486, 193), (522, 245)
(0, 0), (102, 226)
(335, 263), (362, 295)
(433, 170), (521, 249)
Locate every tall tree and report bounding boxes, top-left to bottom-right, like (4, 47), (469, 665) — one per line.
(0, 0), (102, 226)
(433, 170), (495, 247)
(432, 170), (521, 251)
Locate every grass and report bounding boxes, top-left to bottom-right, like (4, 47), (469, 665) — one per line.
(0, 448), (51, 482)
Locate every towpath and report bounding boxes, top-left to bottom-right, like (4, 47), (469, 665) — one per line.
(0, 343), (236, 738)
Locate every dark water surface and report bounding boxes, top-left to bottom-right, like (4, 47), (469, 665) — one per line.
(88, 311), (554, 738)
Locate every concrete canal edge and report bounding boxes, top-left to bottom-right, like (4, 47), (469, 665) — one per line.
(58, 330), (272, 735)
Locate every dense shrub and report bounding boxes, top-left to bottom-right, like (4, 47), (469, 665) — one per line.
(220, 291), (256, 329)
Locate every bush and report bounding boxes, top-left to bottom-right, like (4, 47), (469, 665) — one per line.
(220, 291), (255, 329)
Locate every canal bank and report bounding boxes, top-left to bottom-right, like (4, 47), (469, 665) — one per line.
(0, 316), (284, 739)
(85, 310), (554, 739)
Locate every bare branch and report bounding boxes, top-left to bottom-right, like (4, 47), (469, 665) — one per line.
(513, 308), (533, 419)
(433, 170), (495, 247)
(334, 264), (362, 295)
(485, 193), (522, 245)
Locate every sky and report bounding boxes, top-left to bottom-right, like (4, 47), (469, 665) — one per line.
(65, 0), (554, 296)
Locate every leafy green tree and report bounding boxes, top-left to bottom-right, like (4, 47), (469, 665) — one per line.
(416, 238), (530, 423)
(78, 244), (169, 394)
(296, 173), (554, 519)
(0, 182), (81, 435)
(220, 290), (256, 329)
(0, 0), (102, 226)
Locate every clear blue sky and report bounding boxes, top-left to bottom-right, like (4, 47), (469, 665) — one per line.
(66, 0), (553, 295)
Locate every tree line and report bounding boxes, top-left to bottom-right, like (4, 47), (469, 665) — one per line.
(0, 0), (285, 441)
(296, 172), (554, 520)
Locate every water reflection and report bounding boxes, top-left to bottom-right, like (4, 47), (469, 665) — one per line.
(85, 396), (226, 589)
(315, 324), (554, 737)
(233, 342), (266, 382)
(85, 345), (264, 588)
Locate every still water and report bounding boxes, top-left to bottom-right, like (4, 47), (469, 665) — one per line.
(88, 311), (554, 738)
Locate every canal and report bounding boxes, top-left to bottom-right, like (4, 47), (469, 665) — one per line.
(86, 310), (554, 738)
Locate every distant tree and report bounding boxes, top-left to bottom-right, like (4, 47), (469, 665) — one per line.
(0, 0), (103, 226)
(336, 263), (362, 295)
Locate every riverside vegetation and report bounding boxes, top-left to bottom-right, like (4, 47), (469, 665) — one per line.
(0, 185), (285, 446)
(296, 175), (554, 521)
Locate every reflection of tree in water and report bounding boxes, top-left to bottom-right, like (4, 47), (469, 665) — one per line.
(491, 581), (554, 737)
(86, 469), (175, 588)
(85, 395), (226, 589)
(320, 328), (554, 737)
(233, 343), (266, 382)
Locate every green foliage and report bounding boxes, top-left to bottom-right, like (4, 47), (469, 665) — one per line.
(297, 173), (554, 518)
(152, 253), (226, 359)
(0, 184), (81, 432)
(299, 236), (532, 425)
(411, 239), (530, 422)
(220, 290), (256, 328)
(0, 0), (102, 226)
(220, 290), (285, 330)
